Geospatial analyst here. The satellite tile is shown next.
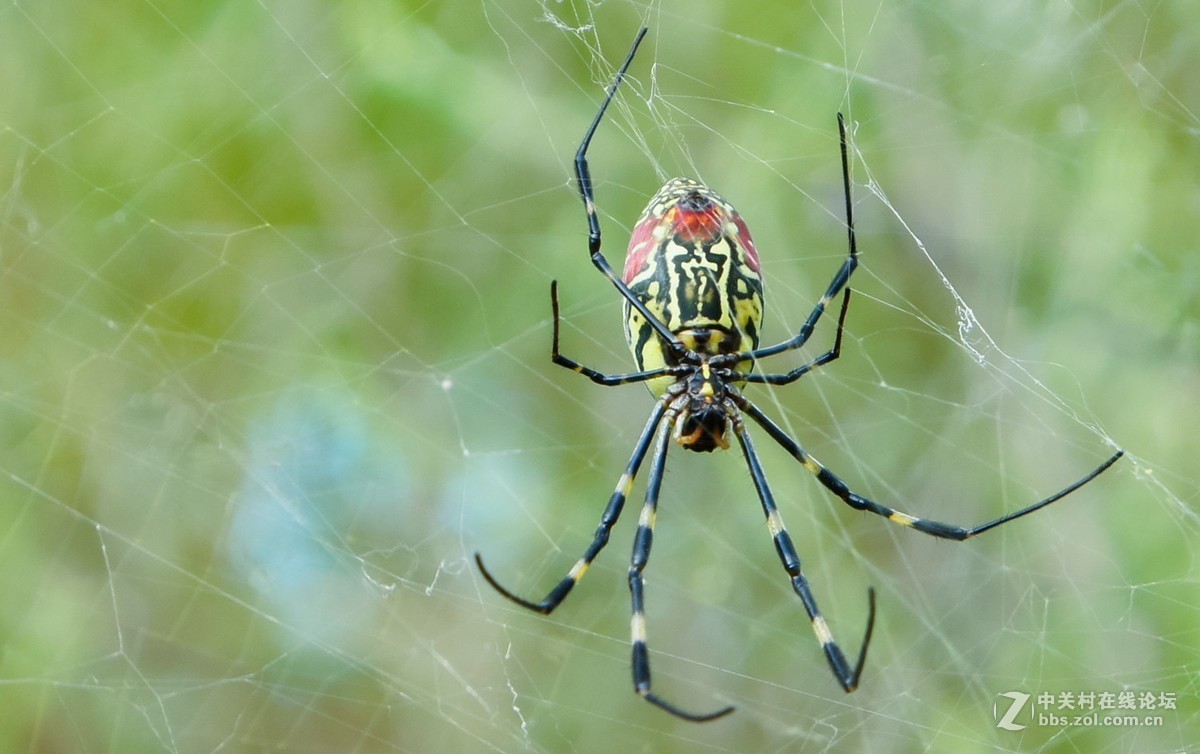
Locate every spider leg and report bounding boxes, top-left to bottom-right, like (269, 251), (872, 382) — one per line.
(742, 288), (852, 386)
(572, 27), (686, 359)
(630, 407), (735, 722)
(550, 281), (680, 386)
(729, 113), (859, 367)
(475, 398), (669, 613)
(737, 396), (1124, 540)
(733, 415), (875, 692)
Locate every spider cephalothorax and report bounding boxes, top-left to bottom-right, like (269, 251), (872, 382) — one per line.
(475, 27), (1123, 722)
(661, 361), (734, 452)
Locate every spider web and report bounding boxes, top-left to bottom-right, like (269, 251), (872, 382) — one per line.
(1, 0), (1197, 751)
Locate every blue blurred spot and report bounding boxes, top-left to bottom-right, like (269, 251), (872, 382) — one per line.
(227, 386), (408, 636)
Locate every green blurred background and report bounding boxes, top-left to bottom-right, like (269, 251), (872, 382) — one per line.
(1, 0), (1197, 751)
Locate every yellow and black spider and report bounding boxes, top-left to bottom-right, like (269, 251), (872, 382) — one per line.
(476, 27), (1124, 722)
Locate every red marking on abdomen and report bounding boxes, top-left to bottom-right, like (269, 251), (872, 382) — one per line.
(731, 214), (760, 271)
(623, 213), (661, 283)
(670, 206), (723, 245)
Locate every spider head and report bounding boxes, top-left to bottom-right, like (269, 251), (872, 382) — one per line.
(674, 364), (731, 452)
(675, 404), (729, 452)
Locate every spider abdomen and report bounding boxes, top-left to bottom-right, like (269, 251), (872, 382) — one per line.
(621, 178), (765, 394)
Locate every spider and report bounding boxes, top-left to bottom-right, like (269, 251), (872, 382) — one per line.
(475, 27), (1124, 722)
